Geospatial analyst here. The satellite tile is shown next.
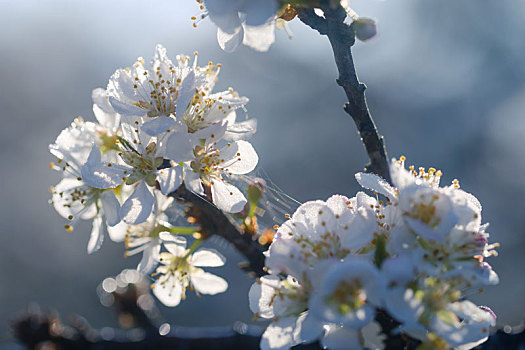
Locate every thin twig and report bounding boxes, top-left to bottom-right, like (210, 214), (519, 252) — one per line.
(297, 5), (391, 184)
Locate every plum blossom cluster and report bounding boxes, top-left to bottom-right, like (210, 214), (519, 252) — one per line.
(194, 0), (378, 52)
(249, 157), (499, 350)
(49, 44), (259, 306)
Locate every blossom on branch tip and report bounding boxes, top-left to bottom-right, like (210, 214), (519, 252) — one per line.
(196, 0), (279, 52)
(152, 233), (227, 307)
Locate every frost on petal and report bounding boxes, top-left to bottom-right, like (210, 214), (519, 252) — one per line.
(153, 274), (183, 307)
(191, 248), (226, 267)
(100, 190), (121, 226)
(157, 166), (183, 195)
(321, 325), (362, 350)
(87, 215), (104, 254)
(355, 172), (396, 200)
(141, 116), (175, 136)
(260, 317), (300, 350)
(243, 21), (276, 52)
(120, 182), (155, 225)
(191, 272), (228, 295)
(218, 25), (244, 53)
(210, 180), (247, 213)
(221, 140), (258, 175)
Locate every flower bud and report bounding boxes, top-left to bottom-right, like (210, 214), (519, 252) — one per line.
(352, 18), (377, 41)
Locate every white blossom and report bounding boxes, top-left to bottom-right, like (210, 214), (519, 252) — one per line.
(165, 122), (258, 213)
(152, 233), (227, 307)
(49, 106), (123, 253)
(199, 0), (279, 52)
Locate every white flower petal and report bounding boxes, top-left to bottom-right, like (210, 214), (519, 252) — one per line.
(157, 166), (183, 195)
(321, 325), (362, 350)
(141, 116), (175, 136)
(176, 70), (195, 115)
(100, 190), (121, 226)
(185, 170), (205, 196)
(165, 132), (194, 163)
(107, 220), (128, 242)
(295, 312), (325, 344)
(355, 172), (396, 200)
(137, 241), (160, 274)
(108, 96), (146, 117)
(120, 182), (155, 225)
(191, 271), (228, 295)
(160, 232), (187, 256)
(260, 317), (300, 350)
(153, 274), (183, 307)
(249, 275), (282, 318)
(241, 0), (278, 26)
(87, 215), (104, 254)
(217, 25), (244, 53)
(191, 248), (226, 267)
(81, 146), (128, 189)
(221, 140), (258, 175)
(243, 21), (275, 52)
(92, 88), (120, 132)
(210, 179), (247, 213)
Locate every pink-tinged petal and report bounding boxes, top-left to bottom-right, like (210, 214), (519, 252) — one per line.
(210, 180), (247, 213)
(87, 215), (104, 254)
(191, 248), (226, 267)
(157, 166), (183, 195)
(100, 190), (121, 227)
(221, 140), (258, 175)
(153, 275), (183, 307)
(355, 172), (396, 199)
(120, 182), (155, 225)
(191, 272), (228, 295)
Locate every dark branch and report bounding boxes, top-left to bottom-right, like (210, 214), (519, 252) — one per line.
(171, 185), (267, 278)
(297, 5), (391, 184)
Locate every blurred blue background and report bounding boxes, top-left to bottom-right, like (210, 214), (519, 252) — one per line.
(1, 0), (524, 344)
